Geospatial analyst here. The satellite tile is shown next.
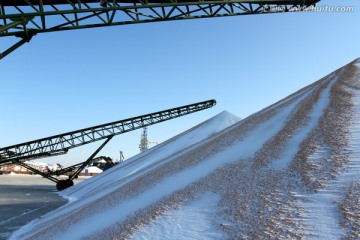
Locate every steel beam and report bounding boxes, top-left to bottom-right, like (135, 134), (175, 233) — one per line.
(0, 99), (216, 164)
(0, 0), (319, 38)
(0, 0), (319, 58)
(0, 0), (320, 6)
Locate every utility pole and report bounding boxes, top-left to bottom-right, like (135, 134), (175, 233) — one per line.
(119, 151), (125, 162)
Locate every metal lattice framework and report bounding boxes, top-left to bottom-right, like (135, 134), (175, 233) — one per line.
(0, 99), (216, 164)
(0, 0), (319, 59)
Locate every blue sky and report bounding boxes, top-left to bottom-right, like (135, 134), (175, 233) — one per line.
(1, 0), (359, 165)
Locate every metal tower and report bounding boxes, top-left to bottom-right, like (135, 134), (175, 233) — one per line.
(139, 127), (149, 152)
(139, 127), (159, 152)
(0, 0), (320, 59)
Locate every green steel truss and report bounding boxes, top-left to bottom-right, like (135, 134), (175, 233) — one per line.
(0, 99), (216, 164)
(0, 0), (319, 58)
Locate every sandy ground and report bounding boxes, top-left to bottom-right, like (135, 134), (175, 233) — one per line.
(7, 59), (360, 240)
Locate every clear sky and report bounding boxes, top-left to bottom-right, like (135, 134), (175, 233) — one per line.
(1, 0), (360, 165)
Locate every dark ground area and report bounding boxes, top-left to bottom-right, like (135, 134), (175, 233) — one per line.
(0, 176), (69, 239)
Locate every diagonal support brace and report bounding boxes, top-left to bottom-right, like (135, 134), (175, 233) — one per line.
(0, 20), (23, 33)
(13, 159), (60, 183)
(0, 16), (35, 60)
(0, 36), (32, 59)
(69, 136), (113, 180)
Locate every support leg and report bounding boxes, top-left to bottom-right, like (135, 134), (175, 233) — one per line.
(13, 160), (59, 183)
(69, 136), (113, 181)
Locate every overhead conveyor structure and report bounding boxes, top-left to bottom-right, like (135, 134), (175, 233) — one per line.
(0, 99), (216, 190)
(0, 0), (320, 59)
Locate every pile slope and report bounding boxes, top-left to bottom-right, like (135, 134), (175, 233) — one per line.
(11, 59), (360, 239)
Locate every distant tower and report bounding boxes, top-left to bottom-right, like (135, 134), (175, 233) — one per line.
(139, 127), (149, 152)
(119, 151), (125, 162)
(139, 127), (158, 152)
